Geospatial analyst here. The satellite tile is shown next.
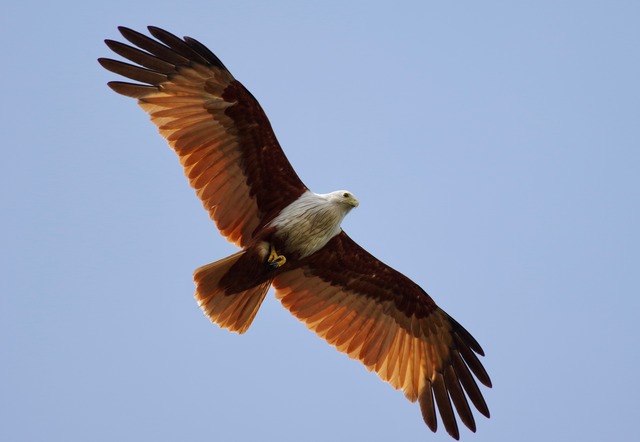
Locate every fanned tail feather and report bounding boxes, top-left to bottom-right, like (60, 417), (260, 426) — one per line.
(194, 251), (271, 334)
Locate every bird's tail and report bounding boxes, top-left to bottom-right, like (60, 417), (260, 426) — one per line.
(193, 251), (272, 334)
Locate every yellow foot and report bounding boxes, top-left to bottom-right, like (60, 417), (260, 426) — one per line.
(267, 246), (287, 269)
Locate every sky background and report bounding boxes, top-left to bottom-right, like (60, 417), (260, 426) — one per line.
(2, 1), (639, 441)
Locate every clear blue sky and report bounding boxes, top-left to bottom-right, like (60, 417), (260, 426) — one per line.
(2, 1), (639, 441)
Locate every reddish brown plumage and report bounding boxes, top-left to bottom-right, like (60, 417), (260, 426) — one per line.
(193, 251), (271, 334)
(273, 233), (491, 439)
(100, 26), (491, 439)
(99, 26), (306, 247)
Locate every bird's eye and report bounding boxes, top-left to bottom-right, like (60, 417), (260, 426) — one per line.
(343, 192), (349, 198)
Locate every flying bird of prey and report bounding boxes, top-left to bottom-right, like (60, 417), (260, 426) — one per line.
(99, 26), (491, 439)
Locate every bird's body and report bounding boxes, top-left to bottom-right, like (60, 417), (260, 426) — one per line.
(100, 26), (491, 440)
(268, 190), (358, 259)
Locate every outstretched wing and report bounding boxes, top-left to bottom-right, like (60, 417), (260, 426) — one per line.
(273, 232), (491, 440)
(99, 26), (307, 247)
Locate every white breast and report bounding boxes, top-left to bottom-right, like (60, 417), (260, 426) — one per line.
(268, 191), (350, 258)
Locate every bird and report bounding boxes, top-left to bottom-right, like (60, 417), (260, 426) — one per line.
(99, 26), (491, 439)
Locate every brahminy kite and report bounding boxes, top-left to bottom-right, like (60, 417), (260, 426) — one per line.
(99, 26), (491, 439)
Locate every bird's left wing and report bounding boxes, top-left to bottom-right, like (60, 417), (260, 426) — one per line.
(99, 26), (307, 247)
(273, 232), (491, 440)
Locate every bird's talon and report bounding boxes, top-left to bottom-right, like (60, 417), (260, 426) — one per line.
(269, 255), (287, 268)
(267, 246), (286, 268)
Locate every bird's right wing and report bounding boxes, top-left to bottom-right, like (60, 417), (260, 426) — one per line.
(99, 26), (307, 247)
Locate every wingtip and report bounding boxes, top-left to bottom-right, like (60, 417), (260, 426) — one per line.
(117, 25), (132, 35)
(418, 385), (438, 433)
(484, 376), (493, 389)
(103, 39), (120, 51)
(147, 25), (179, 43)
(105, 81), (156, 98)
(117, 25), (145, 43)
(97, 57), (112, 70)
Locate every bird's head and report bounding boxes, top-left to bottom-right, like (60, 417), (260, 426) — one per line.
(327, 190), (359, 209)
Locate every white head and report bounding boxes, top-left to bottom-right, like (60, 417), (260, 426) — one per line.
(322, 190), (359, 210)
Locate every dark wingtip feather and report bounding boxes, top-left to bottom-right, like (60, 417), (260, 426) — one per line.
(106, 81), (157, 98)
(98, 58), (167, 85)
(147, 26), (185, 48)
(117, 26), (148, 47)
(449, 315), (485, 356)
(432, 373), (460, 440)
(418, 382), (438, 433)
(454, 334), (492, 388)
(451, 351), (491, 419)
(114, 26), (189, 66)
(147, 26), (212, 66)
(444, 364), (476, 433)
(184, 36), (229, 71)
(105, 39), (175, 73)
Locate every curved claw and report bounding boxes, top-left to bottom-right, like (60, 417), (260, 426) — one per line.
(267, 245), (287, 269)
(268, 255), (287, 268)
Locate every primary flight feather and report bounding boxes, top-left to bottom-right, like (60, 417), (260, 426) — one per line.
(99, 26), (491, 439)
